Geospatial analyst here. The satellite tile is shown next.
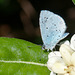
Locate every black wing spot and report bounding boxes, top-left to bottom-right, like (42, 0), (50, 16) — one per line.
(44, 17), (48, 19)
(58, 35), (60, 37)
(52, 23), (56, 26)
(46, 27), (48, 29)
(59, 30), (61, 33)
(42, 21), (43, 23)
(54, 24), (56, 26)
(47, 17), (48, 19)
(47, 35), (49, 37)
(56, 30), (57, 31)
(44, 17), (48, 22)
(57, 39), (59, 40)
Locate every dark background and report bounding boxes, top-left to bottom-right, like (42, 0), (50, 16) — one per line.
(0, 0), (75, 44)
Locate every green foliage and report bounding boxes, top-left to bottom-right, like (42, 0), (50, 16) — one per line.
(72, 0), (75, 4)
(0, 37), (50, 75)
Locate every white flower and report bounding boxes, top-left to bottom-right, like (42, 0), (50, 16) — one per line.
(64, 34), (75, 51)
(47, 34), (75, 75)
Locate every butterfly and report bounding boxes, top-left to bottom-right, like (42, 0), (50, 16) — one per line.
(39, 10), (69, 51)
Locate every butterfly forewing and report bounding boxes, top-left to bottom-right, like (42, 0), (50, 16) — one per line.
(39, 10), (69, 50)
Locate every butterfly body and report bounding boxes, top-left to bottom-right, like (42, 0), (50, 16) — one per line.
(39, 10), (69, 50)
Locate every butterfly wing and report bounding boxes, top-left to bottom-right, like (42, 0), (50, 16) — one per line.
(39, 10), (69, 50)
(60, 33), (69, 40)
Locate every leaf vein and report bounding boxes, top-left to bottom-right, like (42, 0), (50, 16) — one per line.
(0, 60), (47, 66)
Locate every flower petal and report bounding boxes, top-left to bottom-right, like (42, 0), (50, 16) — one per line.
(70, 70), (75, 75)
(61, 44), (74, 54)
(71, 52), (75, 66)
(64, 73), (69, 75)
(58, 74), (64, 75)
(52, 62), (67, 74)
(48, 51), (61, 59)
(50, 71), (56, 75)
(64, 40), (70, 46)
(70, 34), (75, 51)
(60, 44), (72, 65)
(47, 56), (65, 71)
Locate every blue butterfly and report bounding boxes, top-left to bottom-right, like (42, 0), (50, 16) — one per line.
(39, 10), (69, 51)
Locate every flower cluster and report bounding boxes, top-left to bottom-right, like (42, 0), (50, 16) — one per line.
(47, 34), (75, 75)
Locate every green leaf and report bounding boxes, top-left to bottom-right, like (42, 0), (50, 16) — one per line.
(0, 37), (50, 75)
(72, 0), (75, 4)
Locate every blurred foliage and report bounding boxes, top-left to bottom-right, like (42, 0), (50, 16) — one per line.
(72, 0), (75, 4)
